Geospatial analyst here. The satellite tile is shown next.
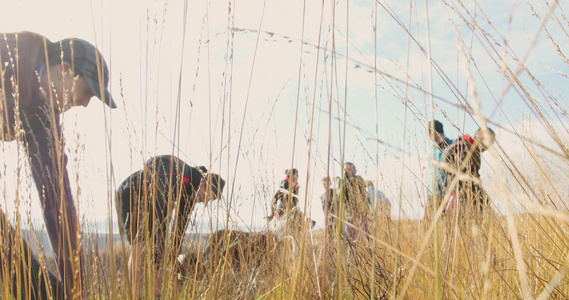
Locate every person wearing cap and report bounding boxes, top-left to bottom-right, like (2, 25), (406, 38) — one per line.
(365, 180), (391, 220)
(0, 31), (115, 298)
(442, 127), (495, 217)
(337, 162), (371, 242)
(426, 120), (453, 221)
(320, 176), (338, 236)
(115, 155), (225, 297)
(267, 168), (300, 221)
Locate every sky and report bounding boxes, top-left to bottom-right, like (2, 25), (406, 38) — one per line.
(1, 0), (568, 234)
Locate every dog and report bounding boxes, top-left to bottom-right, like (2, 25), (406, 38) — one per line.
(177, 206), (315, 284)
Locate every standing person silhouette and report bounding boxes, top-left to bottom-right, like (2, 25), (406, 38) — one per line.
(268, 168), (299, 221)
(320, 176), (338, 236)
(426, 120), (453, 220)
(338, 162), (371, 242)
(443, 127), (495, 217)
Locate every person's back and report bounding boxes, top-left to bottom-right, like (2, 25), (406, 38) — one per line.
(341, 174), (371, 223)
(339, 162), (371, 241)
(443, 128), (495, 215)
(444, 135), (480, 179)
(320, 176), (338, 235)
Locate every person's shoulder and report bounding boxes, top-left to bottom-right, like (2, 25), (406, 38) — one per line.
(0, 31), (47, 45)
(353, 176), (367, 186)
(0, 32), (53, 62)
(448, 135), (472, 148)
(444, 135), (476, 158)
(186, 164), (206, 176)
(147, 154), (175, 165)
(443, 138), (462, 157)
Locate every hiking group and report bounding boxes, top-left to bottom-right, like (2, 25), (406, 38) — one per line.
(0, 30), (494, 300)
(426, 119), (496, 221)
(319, 163), (391, 242)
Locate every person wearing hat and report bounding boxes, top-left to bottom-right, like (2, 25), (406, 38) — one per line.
(267, 168), (300, 221)
(1, 31), (115, 298)
(337, 162), (371, 242)
(320, 176), (338, 236)
(425, 120), (453, 221)
(115, 155), (225, 298)
(442, 127), (495, 217)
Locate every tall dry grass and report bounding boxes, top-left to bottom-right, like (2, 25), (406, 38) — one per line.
(77, 209), (569, 299)
(1, 0), (569, 299)
(3, 180), (569, 299)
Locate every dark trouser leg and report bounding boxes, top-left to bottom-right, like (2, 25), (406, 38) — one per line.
(472, 183), (490, 214)
(0, 209), (63, 300)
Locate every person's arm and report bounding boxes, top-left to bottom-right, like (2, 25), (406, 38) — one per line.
(1, 62), (17, 142)
(443, 138), (465, 175)
(0, 95), (16, 142)
(320, 193), (327, 211)
(171, 165), (202, 255)
(24, 110), (83, 296)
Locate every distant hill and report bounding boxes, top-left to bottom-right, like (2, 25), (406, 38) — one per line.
(21, 222), (293, 257)
(22, 229), (127, 257)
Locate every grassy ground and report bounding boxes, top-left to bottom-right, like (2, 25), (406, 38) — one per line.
(66, 210), (568, 299)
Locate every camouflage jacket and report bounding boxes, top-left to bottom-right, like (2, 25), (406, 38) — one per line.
(338, 175), (371, 223)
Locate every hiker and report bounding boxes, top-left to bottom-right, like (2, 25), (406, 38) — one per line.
(365, 180), (391, 220)
(442, 127), (495, 216)
(425, 120), (453, 220)
(268, 168), (299, 221)
(320, 176), (338, 236)
(1, 31), (116, 298)
(337, 162), (371, 242)
(115, 155), (225, 297)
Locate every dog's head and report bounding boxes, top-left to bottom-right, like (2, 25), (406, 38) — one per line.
(273, 191), (299, 217)
(270, 206), (315, 239)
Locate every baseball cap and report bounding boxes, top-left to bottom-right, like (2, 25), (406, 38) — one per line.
(49, 38), (116, 108)
(202, 173), (226, 199)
